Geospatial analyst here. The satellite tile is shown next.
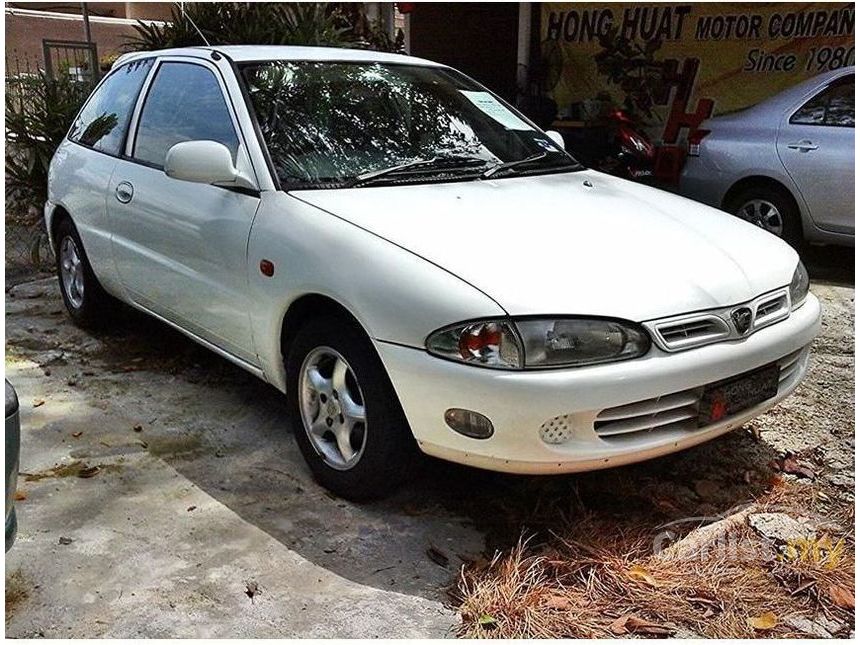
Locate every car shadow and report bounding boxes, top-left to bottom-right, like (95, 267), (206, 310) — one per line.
(70, 306), (786, 604)
(800, 243), (854, 287)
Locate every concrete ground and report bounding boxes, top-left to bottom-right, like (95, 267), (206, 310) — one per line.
(4, 248), (854, 638)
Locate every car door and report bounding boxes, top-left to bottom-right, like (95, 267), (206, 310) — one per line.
(52, 58), (154, 296)
(108, 57), (261, 365)
(776, 73), (854, 234)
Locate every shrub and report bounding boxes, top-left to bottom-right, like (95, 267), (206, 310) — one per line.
(126, 3), (354, 50)
(5, 72), (90, 214)
(125, 3), (405, 53)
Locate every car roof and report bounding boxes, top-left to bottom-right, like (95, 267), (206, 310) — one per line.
(710, 66), (854, 123)
(115, 45), (443, 68)
(774, 66), (854, 104)
(754, 66), (854, 115)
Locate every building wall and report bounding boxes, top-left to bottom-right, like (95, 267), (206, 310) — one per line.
(123, 2), (174, 21)
(6, 12), (131, 68)
(408, 2), (519, 101)
(7, 3), (174, 20)
(5, 4), (172, 69)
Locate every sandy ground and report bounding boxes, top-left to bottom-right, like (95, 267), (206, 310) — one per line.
(4, 264), (854, 637)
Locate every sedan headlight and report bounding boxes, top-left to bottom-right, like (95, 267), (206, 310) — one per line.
(789, 261), (809, 309)
(426, 318), (650, 369)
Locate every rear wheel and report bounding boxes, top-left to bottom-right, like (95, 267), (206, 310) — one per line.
(725, 184), (803, 248)
(55, 217), (116, 328)
(285, 316), (418, 501)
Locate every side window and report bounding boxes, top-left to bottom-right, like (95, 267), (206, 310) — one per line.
(133, 62), (240, 167)
(791, 75), (854, 127)
(69, 58), (153, 155)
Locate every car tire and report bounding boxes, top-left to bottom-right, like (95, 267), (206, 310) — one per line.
(285, 316), (419, 501)
(54, 217), (117, 328)
(725, 184), (803, 249)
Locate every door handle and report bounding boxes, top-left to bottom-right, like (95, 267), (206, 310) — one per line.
(115, 181), (134, 203)
(787, 140), (819, 152)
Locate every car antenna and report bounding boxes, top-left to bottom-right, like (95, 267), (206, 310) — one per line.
(174, 1), (211, 46)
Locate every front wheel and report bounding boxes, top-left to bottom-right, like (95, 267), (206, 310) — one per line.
(285, 316), (418, 501)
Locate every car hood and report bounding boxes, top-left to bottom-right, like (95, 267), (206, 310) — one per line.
(293, 170), (798, 321)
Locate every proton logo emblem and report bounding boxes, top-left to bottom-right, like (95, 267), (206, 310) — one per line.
(731, 307), (753, 334)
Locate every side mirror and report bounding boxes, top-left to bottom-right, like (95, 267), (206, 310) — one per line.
(545, 130), (565, 151)
(164, 141), (255, 189)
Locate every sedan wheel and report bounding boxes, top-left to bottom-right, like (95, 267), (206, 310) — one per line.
(725, 185), (802, 248)
(736, 199), (784, 237)
(299, 346), (367, 470)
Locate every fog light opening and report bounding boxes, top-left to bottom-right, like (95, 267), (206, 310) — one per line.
(444, 408), (494, 439)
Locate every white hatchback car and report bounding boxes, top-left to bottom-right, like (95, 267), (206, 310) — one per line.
(47, 46), (820, 500)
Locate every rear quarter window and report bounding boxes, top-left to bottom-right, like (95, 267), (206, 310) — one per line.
(790, 75), (854, 127)
(69, 58), (153, 155)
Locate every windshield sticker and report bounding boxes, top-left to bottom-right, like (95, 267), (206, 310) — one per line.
(460, 91), (532, 131)
(534, 137), (557, 151)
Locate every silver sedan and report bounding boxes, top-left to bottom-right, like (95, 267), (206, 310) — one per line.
(679, 66), (854, 248)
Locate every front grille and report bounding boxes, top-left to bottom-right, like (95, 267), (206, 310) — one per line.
(778, 347), (805, 385)
(594, 390), (699, 437)
(645, 288), (792, 352)
(654, 317), (729, 350)
(593, 347), (808, 440)
(754, 293), (790, 328)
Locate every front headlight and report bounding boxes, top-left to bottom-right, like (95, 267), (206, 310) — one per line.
(426, 317), (650, 369)
(789, 261), (809, 309)
(516, 318), (650, 368)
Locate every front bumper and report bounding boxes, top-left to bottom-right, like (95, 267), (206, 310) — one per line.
(377, 295), (820, 474)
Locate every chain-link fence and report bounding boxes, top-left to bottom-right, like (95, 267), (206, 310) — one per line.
(6, 53), (49, 284)
(5, 208), (53, 286)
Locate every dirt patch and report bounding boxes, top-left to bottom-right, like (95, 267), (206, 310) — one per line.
(455, 480), (854, 638)
(5, 569), (30, 622)
(144, 433), (204, 457)
(22, 460), (122, 482)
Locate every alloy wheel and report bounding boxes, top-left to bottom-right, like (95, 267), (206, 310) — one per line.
(299, 346), (368, 470)
(736, 199), (784, 237)
(59, 236), (85, 309)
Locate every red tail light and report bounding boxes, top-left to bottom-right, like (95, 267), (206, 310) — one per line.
(687, 129), (710, 156)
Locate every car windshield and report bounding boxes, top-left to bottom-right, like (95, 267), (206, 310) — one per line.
(240, 61), (581, 189)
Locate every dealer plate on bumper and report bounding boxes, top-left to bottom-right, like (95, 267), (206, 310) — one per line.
(697, 363), (779, 427)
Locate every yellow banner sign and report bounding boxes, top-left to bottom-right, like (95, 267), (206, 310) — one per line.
(541, 2), (854, 142)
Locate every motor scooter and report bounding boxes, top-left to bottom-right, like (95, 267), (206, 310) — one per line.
(596, 108), (656, 180)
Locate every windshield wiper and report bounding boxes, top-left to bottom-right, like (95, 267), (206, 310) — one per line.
(482, 152), (549, 179)
(350, 156), (488, 187)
